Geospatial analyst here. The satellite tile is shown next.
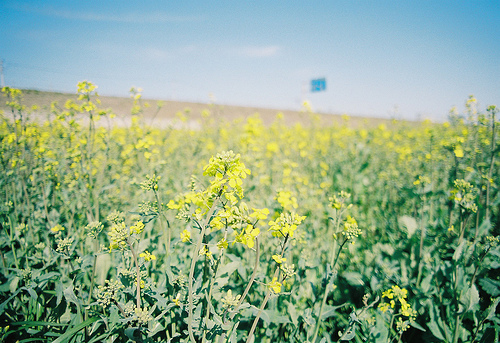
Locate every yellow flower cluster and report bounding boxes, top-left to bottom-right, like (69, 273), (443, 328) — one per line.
(378, 285), (417, 333)
(180, 229), (191, 242)
(342, 216), (361, 241)
(139, 250), (156, 262)
(129, 221), (145, 235)
(268, 212), (306, 239)
(450, 179), (478, 214)
(268, 277), (282, 294)
(221, 290), (241, 310)
(95, 279), (124, 308)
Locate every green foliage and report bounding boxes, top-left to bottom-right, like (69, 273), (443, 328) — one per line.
(0, 85), (499, 342)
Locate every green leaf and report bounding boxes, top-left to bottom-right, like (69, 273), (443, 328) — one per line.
(420, 273), (433, 293)
(124, 327), (142, 340)
(63, 283), (79, 306)
(453, 240), (466, 261)
(55, 281), (64, 306)
(216, 261), (239, 277)
(410, 321), (426, 332)
(9, 276), (20, 294)
(459, 284), (480, 314)
(26, 287), (38, 301)
(427, 303), (451, 341)
(13, 321), (68, 327)
(52, 317), (98, 343)
(398, 215), (418, 238)
(342, 272), (364, 287)
(286, 301), (298, 325)
(483, 297), (500, 322)
(321, 304), (346, 319)
(479, 278), (500, 297)
(340, 326), (356, 340)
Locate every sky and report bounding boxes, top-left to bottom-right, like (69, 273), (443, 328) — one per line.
(1, 1), (499, 121)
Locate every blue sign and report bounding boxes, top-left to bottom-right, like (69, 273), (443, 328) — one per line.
(311, 78), (326, 92)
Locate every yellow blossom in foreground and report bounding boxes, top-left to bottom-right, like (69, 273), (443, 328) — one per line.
(235, 224), (260, 248)
(272, 254), (287, 264)
(129, 221), (145, 235)
(250, 207), (270, 220)
(217, 239), (228, 250)
(180, 229), (191, 242)
(269, 277), (282, 294)
(139, 250), (156, 262)
(173, 293), (181, 306)
(199, 245), (213, 260)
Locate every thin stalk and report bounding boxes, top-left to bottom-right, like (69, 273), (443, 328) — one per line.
(452, 213), (470, 343)
(127, 240), (142, 309)
(84, 240), (99, 339)
(202, 233), (227, 343)
(245, 289), (273, 343)
(188, 198), (220, 343)
(246, 235), (288, 343)
(416, 200), (426, 287)
(312, 238), (346, 343)
(470, 246), (490, 287)
(485, 110), (496, 220)
(218, 237), (260, 343)
(388, 313), (395, 343)
(154, 189), (169, 255)
(230, 237), (260, 318)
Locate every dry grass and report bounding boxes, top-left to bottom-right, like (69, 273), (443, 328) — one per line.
(1, 89), (394, 128)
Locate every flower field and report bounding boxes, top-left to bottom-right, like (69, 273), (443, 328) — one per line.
(0, 83), (499, 343)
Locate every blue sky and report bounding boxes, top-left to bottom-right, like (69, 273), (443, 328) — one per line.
(1, 1), (499, 121)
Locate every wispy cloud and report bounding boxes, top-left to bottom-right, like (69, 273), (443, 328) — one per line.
(93, 42), (198, 63)
(236, 46), (281, 58)
(10, 4), (204, 23)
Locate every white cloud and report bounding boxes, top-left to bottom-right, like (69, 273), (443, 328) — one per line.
(237, 46), (281, 58)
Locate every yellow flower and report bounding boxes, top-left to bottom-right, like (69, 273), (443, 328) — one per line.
(199, 245), (213, 260)
(269, 277), (282, 294)
(180, 229), (191, 242)
(50, 224), (65, 233)
(217, 239), (228, 250)
(173, 292), (181, 306)
(272, 254), (287, 264)
(454, 146), (464, 158)
(381, 288), (394, 299)
(130, 221), (145, 235)
(139, 250), (156, 262)
(250, 207), (270, 220)
(235, 224), (260, 248)
(379, 302), (390, 313)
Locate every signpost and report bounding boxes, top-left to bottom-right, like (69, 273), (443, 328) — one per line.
(311, 78), (326, 92)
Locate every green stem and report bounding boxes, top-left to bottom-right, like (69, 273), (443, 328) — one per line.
(188, 198), (220, 343)
(154, 189), (169, 256)
(127, 240), (142, 309)
(485, 110), (496, 220)
(218, 237), (260, 343)
(246, 236), (289, 343)
(312, 238), (345, 343)
(84, 242), (98, 340)
(202, 239), (226, 343)
(416, 199), (426, 287)
(245, 289), (272, 343)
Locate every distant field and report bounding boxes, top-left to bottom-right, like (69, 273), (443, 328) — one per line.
(1, 88), (393, 128)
